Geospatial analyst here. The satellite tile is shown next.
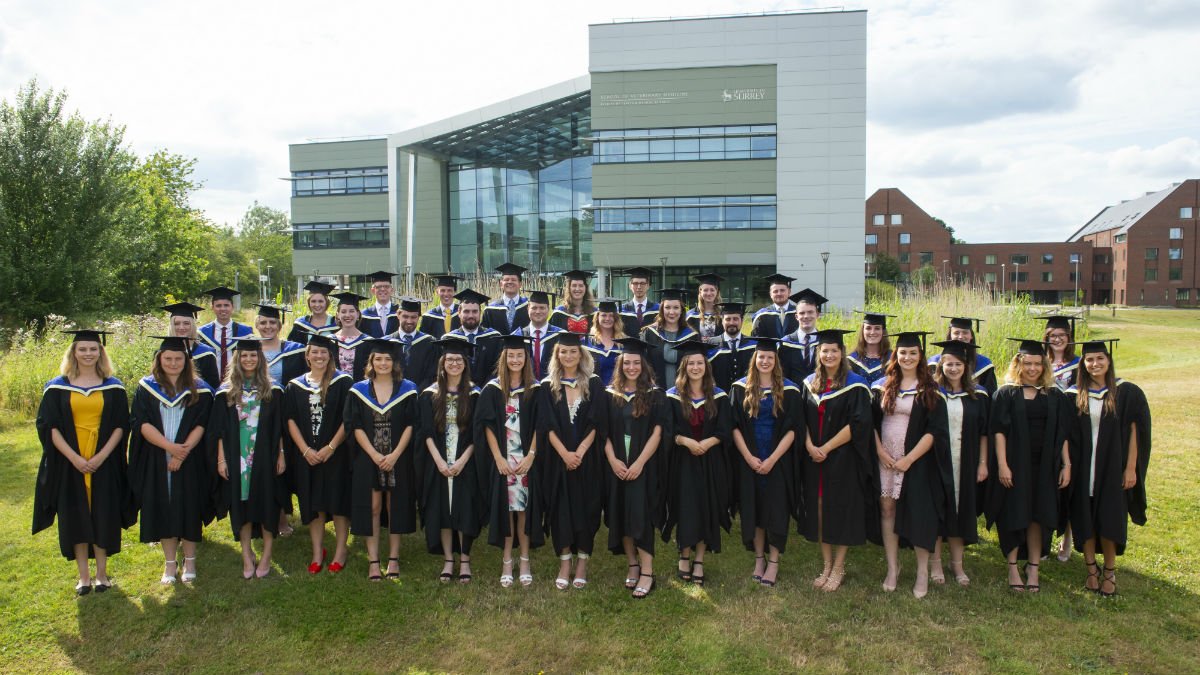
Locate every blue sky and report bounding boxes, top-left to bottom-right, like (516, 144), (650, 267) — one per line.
(2, 0), (1197, 242)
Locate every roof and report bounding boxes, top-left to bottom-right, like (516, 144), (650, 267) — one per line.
(1068, 183), (1178, 241)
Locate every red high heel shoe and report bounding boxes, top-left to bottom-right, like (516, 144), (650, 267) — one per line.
(308, 548), (327, 575)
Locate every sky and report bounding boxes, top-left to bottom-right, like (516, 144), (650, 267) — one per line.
(1, 0), (1197, 243)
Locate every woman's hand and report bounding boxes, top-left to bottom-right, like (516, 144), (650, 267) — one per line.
(609, 457), (628, 480)
(976, 462), (988, 483)
(745, 454), (763, 472)
(304, 448), (320, 466)
(625, 462), (643, 481)
(217, 460), (229, 480)
(1122, 467), (1137, 490)
(892, 456), (911, 474)
(380, 452), (398, 473)
(998, 463), (1013, 488)
(438, 461), (453, 478)
(494, 456), (514, 476)
(516, 454), (535, 475)
(1058, 465), (1071, 489)
(275, 453), (286, 476)
(167, 457), (183, 473)
(756, 456), (776, 475)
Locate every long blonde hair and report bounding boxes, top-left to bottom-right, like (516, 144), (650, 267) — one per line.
(743, 352), (785, 418)
(60, 342), (114, 379)
(225, 349), (273, 405)
(808, 342), (850, 395)
(547, 342), (595, 403)
(1004, 353), (1054, 389)
(589, 310), (627, 342)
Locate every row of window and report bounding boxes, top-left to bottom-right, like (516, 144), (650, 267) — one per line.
(293, 228), (389, 249)
(593, 196), (777, 232)
(1146, 247), (1186, 260)
(1145, 266), (1189, 281)
(291, 167), (389, 197)
(593, 134), (776, 163)
(871, 214), (902, 225)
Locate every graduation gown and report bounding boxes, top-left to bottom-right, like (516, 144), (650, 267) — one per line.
(730, 378), (803, 552)
(128, 377), (215, 543)
(384, 332), (438, 390)
(800, 372), (877, 547)
(662, 387), (733, 552)
(780, 332), (819, 385)
(1052, 357), (1080, 391)
(929, 353), (998, 395)
(641, 324), (698, 390)
(749, 303), (797, 340)
(198, 321), (252, 351)
(360, 303), (399, 338)
(343, 378), (419, 536)
(939, 387), (990, 543)
(265, 341), (307, 389)
(420, 304), (460, 339)
(619, 299), (658, 339)
(446, 328), (504, 385)
(984, 384), (1069, 558)
(513, 323), (565, 380)
(584, 338), (623, 389)
(476, 379), (545, 548)
(603, 387), (665, 554)
(417, 386), (484, 553)
(482, 297), (529, 335)
(870, 381), (953, 552)
(282, 372), (354, 523)
(191, 343), (220, 389)
(538, 374), (607, 554)
(1066, 380), (1152, 555)
(287, 315), (339, 345)
(33, 377), (134, 560)
(708, 336), (756, 393)
(208, 384), (287, 537)
(847, 351), (889, 387)
(550, 306), (594, 334)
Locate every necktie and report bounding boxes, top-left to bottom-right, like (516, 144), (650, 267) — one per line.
(403, 334), (413, 359)
(443, 307), (452, 334)
(637, 303), (644, 323)
(731, 338), (738, 353)
(219, 325), (228, 381)
(506, 299), (517, 328)
(533, 329), (542, 379)
(468, 332), (476, 345)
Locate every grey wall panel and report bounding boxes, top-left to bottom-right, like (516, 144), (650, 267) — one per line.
(289, 139), (387, 172)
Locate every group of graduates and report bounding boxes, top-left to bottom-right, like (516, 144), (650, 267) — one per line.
(33, 263), (1152, 600)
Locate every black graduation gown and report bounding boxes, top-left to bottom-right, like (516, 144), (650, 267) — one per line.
(265, 341), (307, 388)
(749, 303), (797, 340)
(538, 374), (607, 554)
(33, 377), (134, 560)
(603, 387), (665, 555)
(191, 344), (220, 390)
(208, 384), (287, 538)
(446, 329), (504, 386)
(870, 383), (952, 552)
(938, 387), (990, 544)
(476, 379), (545, 548)
(800, 373), (878, 547)
(730, 378), (803, 553)
(417, 386), (484, 553)
(282, 372), (353, 523)
(930, 353), (999, 396)
(384, 332), (438, 390)
(360, 303), (399, 338)
(287, 316), (338, 345)
(343, 378), (420, 536)
(619, 300), (658, 338)
(662, 387), (733, 552)
(128, 377), (215, 543)
(708, 337), (756, 393)
(549, 306), (595, 334)
(985, 384), (1069, 559)
(420, 305), (460, 339)
(512, 324), (565, 381)
(1066, 380), (1152, 555)
(641, 324), (697, 390)
(780, 333), (819, 385)
(482, 297), (530, 335)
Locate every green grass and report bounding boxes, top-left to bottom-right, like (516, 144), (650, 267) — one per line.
(1, 309), (1198, 673)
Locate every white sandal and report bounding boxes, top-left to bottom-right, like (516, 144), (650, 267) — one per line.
(572, 552), (589, 589)
(518, 556), (533, 587)
(181, 556), (197, 583)
(555, 553), (572, 590)
(500, 559), (514, 588)
(160, 560), (178, 585)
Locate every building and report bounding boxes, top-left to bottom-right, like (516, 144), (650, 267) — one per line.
(288, 10), (867, 308)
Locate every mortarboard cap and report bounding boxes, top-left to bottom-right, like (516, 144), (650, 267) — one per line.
(752, 337), (782, 352)
(233, 336), (263, 351)
(1074, 338), (1118, 356)
(718, 301), (749, 316)
(528, 290), (556, 306)
(63, 329), (111, 345)
(365, 338), (399, 357)
(149, 335), (193, 356)
(943, 316), (984, 333)
(1042, 314), (1078, 337)
(657, 288), (689, 303)
(615, 337), (652, 357)
(454, 288), (490, 306)
(436, 336), (474, 358)
(856, 310), (896, 327)
(562, 269), (594, 282)
(814, 328), (855, 346)
(887, 331), (931, 350)
(624, 266), (655, 281)
(672, 337), (712, 358)
(397, 297), (425, 314)
(555, 332), (585, 348)
(306, 334), (338, 353)
(255, 303), (287, 321)
(931, 340), (977, 362)
(790, 288), (828, 308)
(162, 301), (205, 319)
(1007, 337), (1047, 356)
(494, 262), (527, 277)
(202, 286), (240, 302)
(596, 297), (621, 314)
(303, 280), (335, 295)
(497, 334), (533, 350)
(428, 273), (461, 288)
(694, 273), (725, 286)
(331, 292), (368, 308)
(367, 271), (396, 283)
(763, 273), (796, 287)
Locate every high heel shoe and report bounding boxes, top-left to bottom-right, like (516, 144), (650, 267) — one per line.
(308, 548), (327, 575)
(625, 563), (641, 590)
(182, 556), (197, 583)
(881, 565), (900, 593)
(930, 558), (945, 585)
(1023, 561), (1039, 593)
(813, 566), (832, 589)
(518, 556), (533, 587)
(822, 568), (846, 592)
(243, 557), (257, 580)
(439, 559), (454, 583)
(161, 559), (178, 585)
(458, 558), (473, 584)
(691, 561), (705, 587)
(385, 557), (400, 580)
(951, 559), (969, 587)
(676, 554), (692, 581)
(751, 554), (765, 582)
(759, 558), (780, 588)
(368, 560), (382, 582)
(1007, 561), (1025, 591)
(1100, 566), (1117, 597)
(500, 559), (514, 588)
(555, 553), (572, 590)
(572, 552), (589, 589)
(1084, 560), (1101, 593)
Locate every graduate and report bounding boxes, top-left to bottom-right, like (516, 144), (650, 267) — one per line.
(383, 297), (438, 390)
(419, 273), (462, 338)
(128, 336), (215, 585)
(707, 301), (756, 393)
(482, 262), (530, 334)
(662, 338), (732, 587)
(585, 298), (627, 386)
(417, 338), (483, 584)
(1064, 339), (1151, 597)
(619, 266), (659, 338)
(986, 338), (1072, 593)
(360, 270), (400, 338)
(198, 285), (253, 383)
(163, 301), (220, 387)
(685, 273), (724, 345)
(779, 288), (827, 384)
(477, 335), (543, 587)
(870, 331), (950, 599)
(847, 311), (894, 386)
(446, 288), (504, 386)
(344, 339), (419, 581)
(730, 338), (802, 588)
(254, 303), (307, 388)
(929, 316), (998, 395)
(538, 332), (607, 590)
(641, 288), (697, 390)
(1044, 315), (1081, 391)
(210, 337), (287, 579)
(749, 273), (797, 340)
(551, 269), (596, 334)
(931, 340), (990, 587)
(800, 329), (876, 593)
(33, 329), (132, 596)
(282, 334), (353, 575)
(513, 290), (565, 380)
(287, 280), (339, 344)
(331, 292), (371, 380)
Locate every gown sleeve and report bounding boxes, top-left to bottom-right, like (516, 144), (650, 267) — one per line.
(1118, 382), (1152, 525)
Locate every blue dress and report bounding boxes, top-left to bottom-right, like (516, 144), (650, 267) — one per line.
(753, 393), (776, 489)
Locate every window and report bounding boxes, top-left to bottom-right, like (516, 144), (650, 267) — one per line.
(1146, 248), (1159, 260)
(1145, 268), (1158, 281)
(1169, 265), (1183, 281)
(985, 254), (997, 265)
(1178, 289), (1191, 301)
(899, 233), (911, 245)
(1011, 272), (1028, 283)
(891, 214), (903, 225)
(919, 251), (934, 265)
(1115, 233), (1127, 243)
(899, 252), (911, 264)
(1093, 272), (1108, 282)
(1169, 247), (1183, 260)
(291, 167), (388, 197)
(1069, 253), (1081, 264)
(1182, 207), (1194, 219)
(1042, 272), (1054, 282)
(1042, 253), (1054, 264)
(865, 234), (878, 245)
(959, 255), (969, 265)
(873, 214), (885, 226)
(593, 195), (776, 232)
(1010, 254), (1029, 265)
(591, 124), (777, 163)
(1069, 271), (1078, 282)
(984, 272), (997, 283)
(1094, 254), (1109, 264)
(291, 222), (390, 249)
(1170, 227), (1183, 239)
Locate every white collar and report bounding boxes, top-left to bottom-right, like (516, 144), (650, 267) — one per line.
(774, 303), (789, 311)
(529, 323), (548, 333)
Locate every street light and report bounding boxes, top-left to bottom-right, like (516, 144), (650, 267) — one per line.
(1001, 264), (1006, 299)
(1073, 259), (1080, 307)
(820, 251), (830, 298)
(942, 259), (950, 283)
(659, 257), (668, 288)
(255, 258), (265, 300)
(1014, 261), (1020, 298)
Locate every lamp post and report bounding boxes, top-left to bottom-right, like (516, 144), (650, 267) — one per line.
(942, 259), (950, 283)
(1073, 259), (1080, 307)
(255, 258), (265, 300)
(267, 265), (273, 301)
(1001, 264), (1006, 299)
(821, 251), (830, 298)
(1014, 261), (1020, 298)
(659, 256), (668, 289)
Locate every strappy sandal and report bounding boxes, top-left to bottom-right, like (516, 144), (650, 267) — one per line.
(751, 554), (765, 582)
(161, 559), (178, 585)
(555, 553), (572, 590)
(1084, 560), (1101, 593)
(518, 556), (533, 587)
(385, 557), (400, 580)
(368, 560), (382, 582)
(182, 556), (198, 583)
(676, 555), (692, 581)
(439, 558), (454, 583)
(625, 563), (641, 589)
(1008, 561), (1025, 591)
(822, 568), (845, 592)
(691, 561), (705, 587)
(930, 558), (946, 585)
(500, 559), (514, 588)
(813, 566), (832, 589)
(1100, 566), (1117, 597)
(951, 560), (969, 587)
(759, 558), (780, 588)
(1023, 561), (1040, 593)
(458, 558), (472, 584)
(572, 553), (588, 589)
(632, 573), (656, 599)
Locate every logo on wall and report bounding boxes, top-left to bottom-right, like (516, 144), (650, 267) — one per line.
(722, 88), (767, 102)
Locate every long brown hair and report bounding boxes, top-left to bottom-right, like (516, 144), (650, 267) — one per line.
(653, 298), (685, 332)
(1076, 354), (1117, 416)
(853, 325), (891, 358)
(933, 353), (979, 399)
(305, 343), (336, 404)
(562, 279), (596, 314)
(151, 349), (200, 407)
(494, 346), (537, 402)
(1044, 325), (1076, 361)
(365, 351), (404, 384)
(881, 346), (940, 413)
(225, 349), (273, 405)
(743, 352), (785, 418)
(432, 354), (474, 434)
(674, 352), (717, 417)
(808, 342), (850, 395)
(610, 352), (654, 417)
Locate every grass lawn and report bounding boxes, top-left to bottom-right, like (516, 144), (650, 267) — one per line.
(1, 308), (1198, 674)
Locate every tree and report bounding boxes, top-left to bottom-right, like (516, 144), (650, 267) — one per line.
(873, 252), (902, 284)
(913, 263), (938, 288)
(236, 202), (291, 300)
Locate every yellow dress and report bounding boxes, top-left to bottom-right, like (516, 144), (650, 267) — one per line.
(70, 391), (105, 506)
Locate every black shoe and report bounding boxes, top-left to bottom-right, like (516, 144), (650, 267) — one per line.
(1008, 561), (1025, 592)
(385, 557), (400, 580)
(75, 581), (91, 597)
(1100, 566), (1117, 597)
(751, 555), (765, 582)
(676, 555), (692, 581)
(368, 560), (382, 582)
(93, 579), (112, 593)
(1084, 560), (1101, 593)
(691, 561), (705, 587)
(1023, 561), (1040, 593)
(760, 558), (780, 588)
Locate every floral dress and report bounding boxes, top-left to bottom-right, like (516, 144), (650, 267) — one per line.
(237, 388), (261, 501)
(879, 391), (914, 499)
(505, 393), (529, 511)
(372, 408), (394, 489)
(444, 394), (460, 512)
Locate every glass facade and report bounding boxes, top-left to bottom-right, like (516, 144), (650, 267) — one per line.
(607, 265), (777, 308)
(592, 125), (776, 163)
(593, 196), (776, 232)
(292, 221), (389, 249)
(292, 168), (388, 197)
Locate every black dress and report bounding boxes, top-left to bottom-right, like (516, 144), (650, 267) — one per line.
(730, 378), (803, 553)
(938, 387), (990, 544)
(662, 387), (733, 553)
(417, 386), (484, 554)
(985, 385), (1069, 559)
(871, 383), (952, 552)
(1066, 380), (1152, 555)
(282, 372), (353, 523)
(208, 384), (287, 538)
(33, 377), (134, 560)
(343, 379), (420, 536)
(475, 379), (545, 548)
(799, 372), (877, 547)
(603, 387), (665, 555)
(128, 377), (215, 543)
(537, 374), (607, 555)
(641, 325), (697, 390)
